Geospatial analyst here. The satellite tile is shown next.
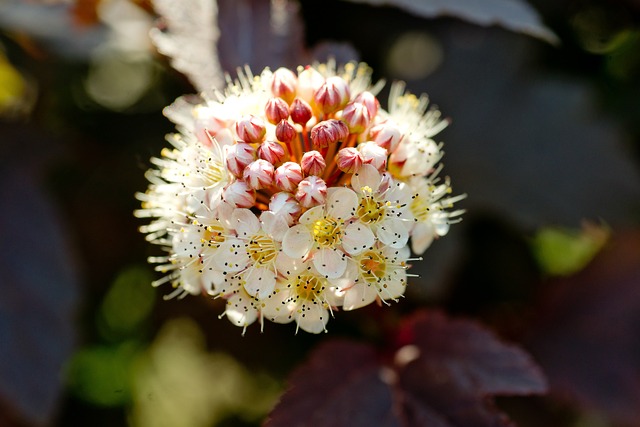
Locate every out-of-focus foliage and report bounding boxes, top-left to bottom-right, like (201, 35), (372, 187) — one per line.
(130, 318), (280, 427)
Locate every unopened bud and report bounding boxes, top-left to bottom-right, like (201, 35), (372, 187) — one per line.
(359, 141), (387, 171)
(354, 91), (379, 119)
(265, 97), (290, 124)
(295, 176), (327, 208)
(297, 66), (324, 103)
(235, 114), (266, 143)
(290, 98), (313, 126)
(269, 192), (302, 226)
(243, 159), (275, 190)
(314, 76), (350, 114)
(223, 180), (256, 208)
(341, 102), (371, 134)
(310, 119), (349, 149)
(301, 151), (326, 176)
(271, 67), (298, 104)
(226, 142), (256, 177)
(258, 140), (286, 165)
(274, 161), (303, 192)
(336, 147), (364, 173)
(369, 121), (402, 152)
(276, 120), (296, 143)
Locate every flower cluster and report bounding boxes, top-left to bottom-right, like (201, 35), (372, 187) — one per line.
(136, 62), (464, 334)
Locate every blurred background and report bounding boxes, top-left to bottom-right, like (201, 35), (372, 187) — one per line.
(1, 0), (640, 426)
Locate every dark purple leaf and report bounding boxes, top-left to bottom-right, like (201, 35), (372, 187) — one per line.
(0, 125), (79, 426)
(527, 231), (640, 425)
(266, 310), (547, 427)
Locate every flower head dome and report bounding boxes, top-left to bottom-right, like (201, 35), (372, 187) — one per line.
(136, 61), (464, 334)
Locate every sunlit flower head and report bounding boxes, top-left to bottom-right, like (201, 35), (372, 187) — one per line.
(136, 60), (464, 334)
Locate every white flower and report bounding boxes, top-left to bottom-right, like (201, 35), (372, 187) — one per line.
(408, 171), (466, 255)
(282, 187), (374, 279)
(138, 61), (463, 334)
(262, 259), (342, 334)
(351, 164), (413, 249)
(340, 243), (411, 310)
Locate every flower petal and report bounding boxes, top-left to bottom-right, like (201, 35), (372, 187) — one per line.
(225, 292), (259, 327)
(342, 222), (375, 255)
(232, 208), (261, 236)
(295, 303), (328, 334)
(410, 222), (434, 255)
(243, 267), (277, 300)
(260, 210), (289, 241)
(326, 187), (358, 219)
(377, 218), (409, 248)
(351, 164), (381, 193)
(282, 224), (314, 259)
(299, 205), (324, 225)
(343, 282), (378, 311)
(313, 248), (347, 279)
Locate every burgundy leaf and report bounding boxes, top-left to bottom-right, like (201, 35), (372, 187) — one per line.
(527, 231), (640, 425)
(266, 311), (547, 427)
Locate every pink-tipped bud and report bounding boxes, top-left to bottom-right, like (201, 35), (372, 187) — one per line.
(359, 141), (388, 171)
(274, 161), (303, 192)
(275, 120), (296, 143)
(226, 142), (256, 178)
(269, 192), (302, 226)
(314, 76), (350, 114)
(336, 147), (364, 173)
(290, 98), (313, 126)
(295, 176), (327, 208)
(223, 180), (256, 208)
(369, 121), (402, 152)
(310, 119), (349, 149)
(297, 66), (325, 103)
(271, 67), (298, 104)
(265, 97), (290, 124)
(341, 102), (371, 134)
(243, 159), (275, 190)
(235, 114), (266, 143)
(301, 151), (326, 176)
(354, 91), (380, 119)
(258, 140), (286, 165)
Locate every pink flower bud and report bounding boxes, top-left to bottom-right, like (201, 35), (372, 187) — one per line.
(336, 147), (364, 173)
(295, 176), (327, 208)
(265, 97), (290, 124)
(341, 102), (371, 134)
(359, 141), (388, 171)
(258, 140), (286, 165)
(354, 91), (379, 119)
(310, 119), (349, 149)
(369, 121), (402, 152)
(271, 67), (297, 104)
(297, 66), (324, 103)
(275, 120), (296, 143)
(235, 114), (266, 143)
(243, 159), (275, 190)
(314, 76), (350, 114)
(223, 180), (256, 208)
(290, 98), (313, 126)
(226, 142), (256, 178)
(274, 161), (303, 192)
(269, 192), (302, 226)
(301, 151), (326, 176)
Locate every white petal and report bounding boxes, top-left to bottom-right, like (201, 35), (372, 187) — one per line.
(232, 208), (261, 236)
(326, 187), (358, 219)
(312, 248), (347, 279)
(299, 205), (324, 225)
(243, 267), (277, 300)
(262, 285), (295, 324)
(275, 251), (301, 276)
(343, 282), (378, 311)
(342, 222), (375, 255)
(381, 269), (407, 300)
(225, 293), (258, 327)
(214, 238), (249, 271)
(282, 224), (314, 259)
(260, 210), (289, 241)
(295, 304), (328, 334)
(351, 164), (381, 193)
(377, 218), (409, 248)
(410, 223), (434, 255)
